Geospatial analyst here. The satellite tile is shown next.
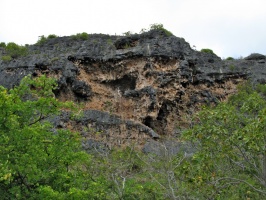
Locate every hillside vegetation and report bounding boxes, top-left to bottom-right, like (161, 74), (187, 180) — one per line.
(1, 76), (265, 199)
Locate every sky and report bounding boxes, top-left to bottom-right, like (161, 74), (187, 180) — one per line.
(1, 0), (266, 58)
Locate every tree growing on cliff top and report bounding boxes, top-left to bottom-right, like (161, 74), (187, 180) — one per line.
(149, 23), (173, 36)
(139, 23), (173, 36)
(182, 83), (266, 199)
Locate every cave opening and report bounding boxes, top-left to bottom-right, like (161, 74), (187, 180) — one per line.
(143, 116), (153, 128)
(107, 75), (137, 93)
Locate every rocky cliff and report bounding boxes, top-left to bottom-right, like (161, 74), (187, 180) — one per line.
(1, 30), (266, 151)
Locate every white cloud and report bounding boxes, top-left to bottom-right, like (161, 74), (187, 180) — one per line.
(0, 0), (265, 58)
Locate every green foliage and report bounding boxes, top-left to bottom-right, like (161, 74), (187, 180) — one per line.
(229, 64), (235, 71)
(107, 38), (113, 45)
(226, 56), (234, 60)
(139, 28), (147, 34)
(0, 75), (102, 199)
(47, 34), (58, 39)
(89, 148), (160, 199)
(149, 23), (173, 36)
(36, 35), (47, 45)
(139, 23), (173, 36)
(50, 57), (59, 63)
(1, 55), (12, 62)
(5, 42), (28, 58)
(0, 42), (6, 48)
(200, 48), (215, 55)
(123, 31), (133, 36)
(71, 32), (89, 40)
(88, 145), (198, 199)
(182, 83), (266, 199)
(36, 34), (57, 45)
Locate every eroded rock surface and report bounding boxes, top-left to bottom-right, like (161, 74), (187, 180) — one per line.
(1, 30), (266, 149)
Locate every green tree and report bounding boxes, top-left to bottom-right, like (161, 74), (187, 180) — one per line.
(0, 75), (107, 199)
(149, 23), (173, 36)
(0, 42), (6, 48)
(182, 83), (266, 199)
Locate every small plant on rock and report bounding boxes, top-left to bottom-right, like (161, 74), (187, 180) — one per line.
(200, 48), (216, 55)
(149, 23), (173, 36)
(71, 32), (89, 40)
(47, 34), (58, 39)
(1, 55), (12, 62)
(36, 34), (58, 45)
(123, 31), (133, 36)
(226, 56), (234, 60)
(36, 35), (47, 45)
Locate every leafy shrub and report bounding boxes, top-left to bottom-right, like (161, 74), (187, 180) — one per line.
(71, 32), (89, 40)
(229, 65), (235, 71)
(5, 42), (28, 58)
(226, 56), (234, 60)
(123, 31), (133, 36)
(107, 38), (113, 45)
(149, 23), (173, 36)
(0, 42), (6, 48)
(1, 55), (12, 62)
(50, 57), (59, 63)
(139, 28), (147, 34)
(36, 35), (47, 45)
(182, 83), (266, 198)
(200, 48), (215, 55)
(47, 34), (58, 39)
(36, 34), (58, 45)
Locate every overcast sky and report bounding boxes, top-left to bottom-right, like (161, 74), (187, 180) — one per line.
(1, 0), (265, 58)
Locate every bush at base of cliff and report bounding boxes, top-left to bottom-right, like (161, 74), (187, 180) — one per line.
(182, 83), (266, 199)
(0, 75), (108, 199)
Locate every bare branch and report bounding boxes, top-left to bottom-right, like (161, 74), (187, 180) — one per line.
(214, 177), (266, 195)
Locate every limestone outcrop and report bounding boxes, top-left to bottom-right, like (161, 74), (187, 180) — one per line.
(1, 30), (266, 149)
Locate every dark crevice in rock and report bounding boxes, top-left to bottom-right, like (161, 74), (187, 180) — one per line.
(105, 75), (137, 92)
(114, 36), (139, 50)
(143, 116), (153, 129)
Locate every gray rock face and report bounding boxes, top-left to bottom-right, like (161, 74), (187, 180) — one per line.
(50, 110), (159, 148)
(244, 53), (266, 60)
(1, 30), (266, 151)
(1, 30), (265, 89)
(71, 80), (92, 99)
